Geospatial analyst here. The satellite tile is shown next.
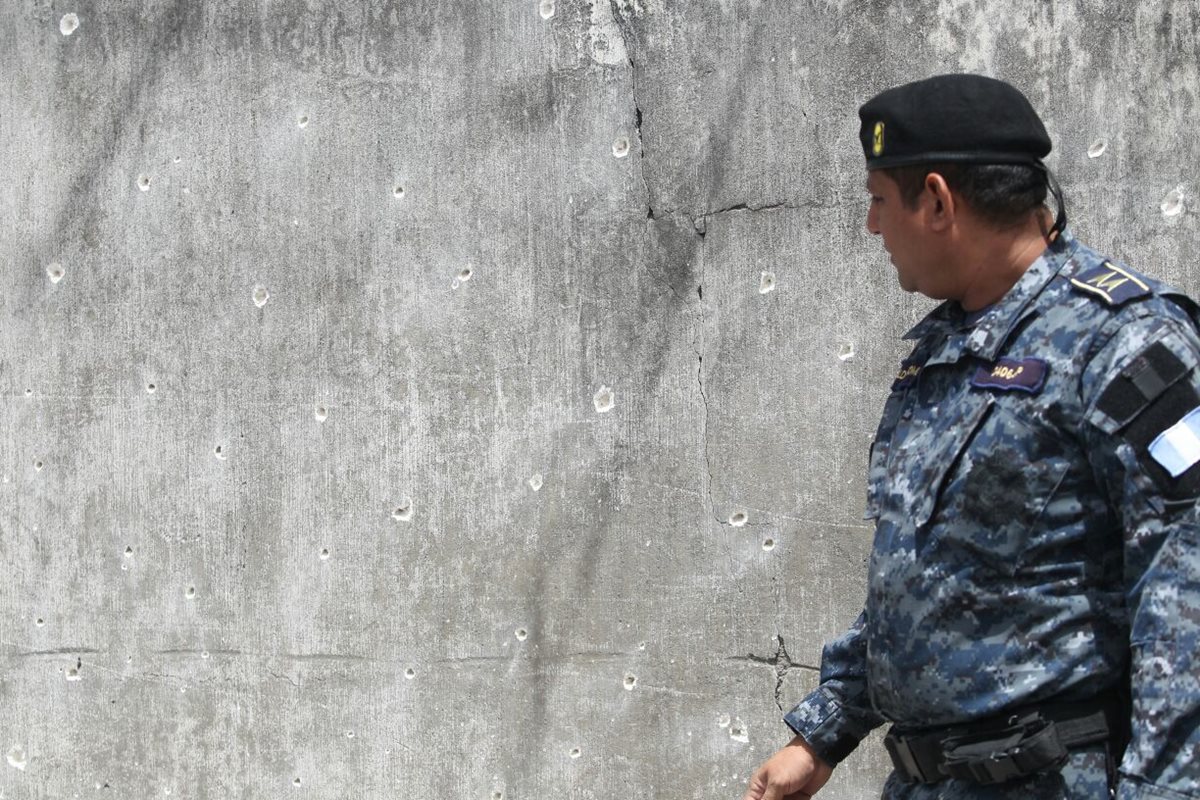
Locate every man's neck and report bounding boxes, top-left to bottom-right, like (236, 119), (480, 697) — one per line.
(957, 214), (1053, 312)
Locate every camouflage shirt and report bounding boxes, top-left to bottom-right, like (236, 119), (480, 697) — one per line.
(784, 230), (1200, 799)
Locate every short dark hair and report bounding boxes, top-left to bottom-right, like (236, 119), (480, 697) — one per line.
(884, 163), (1048, 228)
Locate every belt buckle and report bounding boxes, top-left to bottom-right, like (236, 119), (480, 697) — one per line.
(884, 732), (936, 784)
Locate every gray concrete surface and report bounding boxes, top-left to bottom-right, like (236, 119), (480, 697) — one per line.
(1, 1), (1197, 798)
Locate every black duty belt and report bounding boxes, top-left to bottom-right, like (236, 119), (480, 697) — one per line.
(884, 697), (1126, 786)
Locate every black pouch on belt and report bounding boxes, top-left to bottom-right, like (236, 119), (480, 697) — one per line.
(938, 716), (1069, 784)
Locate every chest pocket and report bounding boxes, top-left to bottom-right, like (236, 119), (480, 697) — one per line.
(882, 390), (995, 530)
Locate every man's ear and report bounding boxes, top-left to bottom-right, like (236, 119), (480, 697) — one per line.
(923, 172), (956, 232)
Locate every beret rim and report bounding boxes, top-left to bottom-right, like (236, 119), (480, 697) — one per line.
(866, 151), (1048, 170)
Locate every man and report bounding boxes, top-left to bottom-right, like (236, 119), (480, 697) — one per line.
(743, 74), (1200, 799)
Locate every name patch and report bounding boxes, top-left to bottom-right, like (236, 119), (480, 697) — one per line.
(1069, 261), (1151, 306)
(892, 358), (923, 390)
(971, 358), (1048, 393)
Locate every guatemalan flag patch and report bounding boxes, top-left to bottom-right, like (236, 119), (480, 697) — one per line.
(971, 358), (1048, 394)
(1149, 406), (1200, 477)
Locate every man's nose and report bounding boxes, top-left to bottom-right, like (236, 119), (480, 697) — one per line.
(866, 204), (880, 235)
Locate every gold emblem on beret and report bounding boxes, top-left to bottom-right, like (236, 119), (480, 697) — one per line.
(873, 121), (885, 156)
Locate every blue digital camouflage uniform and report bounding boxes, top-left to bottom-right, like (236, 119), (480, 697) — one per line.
(784, 229), (1200, 799)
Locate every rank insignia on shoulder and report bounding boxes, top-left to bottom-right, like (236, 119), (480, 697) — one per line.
(1069, 261), (1151, 305)
(892, 358), (923, 390)
(971, 358), (1048, 393)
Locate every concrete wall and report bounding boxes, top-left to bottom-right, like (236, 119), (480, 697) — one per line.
(1, 1), (1196, 797)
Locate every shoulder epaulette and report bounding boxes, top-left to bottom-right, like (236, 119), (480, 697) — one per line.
(1069, 261), (1152, 306)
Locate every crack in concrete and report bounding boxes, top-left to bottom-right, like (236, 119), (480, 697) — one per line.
(609, 0), (654, 219)
(729, 635), (818, 713)
(684, 199), (832, 233)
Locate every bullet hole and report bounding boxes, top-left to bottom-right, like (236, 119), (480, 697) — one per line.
(838, 343), (856, 362)
(146, 382), (157, 394)
(47, 262), (65, 283)
(173, 156), (181, 164)
(393, 185), (405, 199)
(612, 136), (631, 158)
(7, 744), (27, 771)
(319, 548), (330, 560)
(762, 537), (776, 551)
(293, 777), (302, 787)
(515, 628), (528, 642)
(186, 586), (196, 599)
(35, 618), (45, 627)
(125, 546), (133, 557)
(405, 667), (416, 679)
(34, 460), (44, 472)
(297, 114), (309, 129)
(729, 718), (749, 743)
(200, 650), (210, 659)
(59, 13), (79, 35)
(492, 792), (504, 800)
(137, 173), (152, 192)
(345, 730), (355, 738)
(528, 473), (543, 491)
(1087, 138), (1108, 159)
(24, 388), (32, 397)
(314, 404), (328, 422)
(759, 271), (776, 294)
(637, 641), (646, 650)
(569, 746), (582, 759)
(66, 661), (82, 682)
(1162, 187), (1186, 218)
(729, 511), (748, 527)
(718, 713), (731, 728)
(539, 0), (556, 18)
(623, 673), (637, 690)
(253, 285), (270, 308)
(392, 498), (414, 522)
(458, 266), (473, 283)
(593, 385), (615, 413)
(214, 444), (226, 460)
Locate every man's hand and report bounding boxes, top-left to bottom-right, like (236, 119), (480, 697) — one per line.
(742, 735), (834, 800)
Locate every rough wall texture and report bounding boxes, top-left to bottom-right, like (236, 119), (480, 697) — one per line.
(1, 1), (1197, 798)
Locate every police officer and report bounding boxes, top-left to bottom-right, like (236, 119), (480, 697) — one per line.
(742, 74), (1200, 799)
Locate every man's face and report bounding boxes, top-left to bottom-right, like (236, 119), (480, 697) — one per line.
(865, 170), (947, 298)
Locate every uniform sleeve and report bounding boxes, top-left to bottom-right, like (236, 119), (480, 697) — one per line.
(1080, 308), (1200, 799)
(782, 610), (886, 766)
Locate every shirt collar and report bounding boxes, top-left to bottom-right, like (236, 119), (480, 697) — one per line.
(901, 228), (1080, 360)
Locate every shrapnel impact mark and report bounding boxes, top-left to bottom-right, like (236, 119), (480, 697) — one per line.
(253, 285), (270, 308)
(59, 13), (79, 35)
(729, 511), (748, 527)
(759, 271), (776, 294)
(539, 0), (556, 19)
(314, 404), (328, 422)
(6, 744), (27, 770)
(392, 498), (414, 522)
(1087, 138), (1108, 159)
(594, 386), (615, 413)
(137, 174), (151, 192)
(47, 262), (65, 283)
(612, 136), (631, 158)
(528, 473), (543, 491)
(1162, 187), (1186, 218)
(623, 672), (637, 690)
(838, 343), (856, 362)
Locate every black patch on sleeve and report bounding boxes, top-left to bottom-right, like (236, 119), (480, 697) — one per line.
(1096, 342), (1189, 428)
(1122, 380), (1200, 500)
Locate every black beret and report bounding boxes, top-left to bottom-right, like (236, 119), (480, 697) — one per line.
(858, 74), (1052, 170)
